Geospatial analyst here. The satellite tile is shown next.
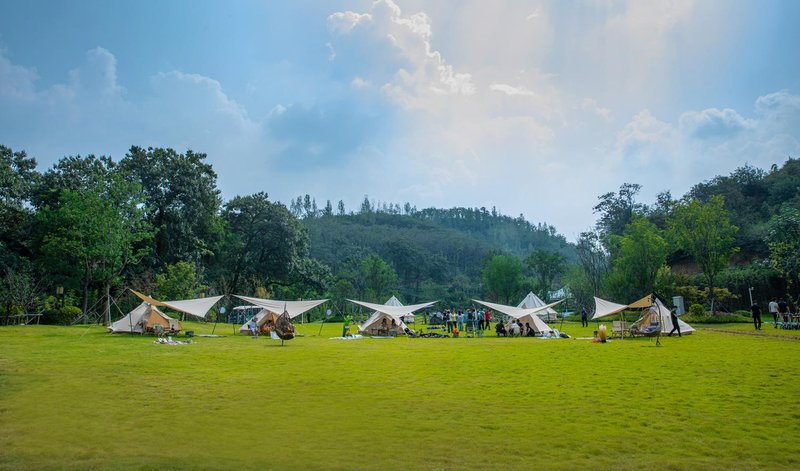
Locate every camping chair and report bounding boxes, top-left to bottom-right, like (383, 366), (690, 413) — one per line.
(152, 324), (166, 338)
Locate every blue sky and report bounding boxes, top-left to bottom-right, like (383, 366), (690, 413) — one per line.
(1, 0), (799, 240)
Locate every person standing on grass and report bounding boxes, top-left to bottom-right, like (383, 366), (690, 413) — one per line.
(484, 309), (491, 331)
(581, 306), (589, 327)
(769, 298), (779, 328)
(667, 307), (681, 337)
(248, 317), (258, 338)
(778, 298), (789, 326)
(750, 303), (762, 330)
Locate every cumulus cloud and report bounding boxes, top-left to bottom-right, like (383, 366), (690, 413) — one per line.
(679, 108), (755, 139)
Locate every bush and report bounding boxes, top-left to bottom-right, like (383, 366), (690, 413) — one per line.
(689, 304), (705, 317)
(682, 313), (751, 324)
(42, 306), (82, 325)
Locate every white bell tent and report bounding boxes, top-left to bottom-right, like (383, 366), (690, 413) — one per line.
(517, 292), (558, 322)
(473, 299), (564, 335)
(351, 298), (437, 335)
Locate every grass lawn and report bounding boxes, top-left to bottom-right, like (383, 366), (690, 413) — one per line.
(1, 320), (798, 470)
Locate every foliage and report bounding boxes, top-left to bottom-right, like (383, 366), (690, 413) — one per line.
(41, 305), (82, 325)
(154, 261), (208, 301)
(574, 231), (608, 297)
(120, 146), (222, 266)
(525, 250), (566, 301)
(482, 254), (524, 304)
(688, 303), (705, 316)
(765, 206), (800, 296)
(593, 182), (644, 242)
(669, 195), (739, 313)
(356, 254), (398, 302)
(608, 216), (669, 300)
(0, 145), (39, 269)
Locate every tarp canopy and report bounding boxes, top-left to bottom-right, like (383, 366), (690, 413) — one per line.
(233, 295), (328, 319)
(351, 298), (437, 335)
(472, 299), (563, 334)
(108, 302), (181, 334)
(591, 296), (629, 320)
(517, 292), (558, 321)
(130, 289), (224, 319)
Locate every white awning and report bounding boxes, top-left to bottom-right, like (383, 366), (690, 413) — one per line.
(591, 296), (629, 320)
(347, 299), (437, 317)
(233, 295), (328, 319)
(130, 289), (224, 318)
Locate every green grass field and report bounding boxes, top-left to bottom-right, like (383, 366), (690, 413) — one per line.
(1, 321), (799, 470)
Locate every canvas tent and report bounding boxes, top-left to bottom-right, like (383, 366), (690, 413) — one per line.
(237, 308), (281, 334)
(517, 292), (558, 322)
(591, 296), (629, 320)
(473, 299), (564, 335)
(233, 295), (328, 333)
(630, 296), (695, 335)
(351, 298), (437, 335)
(108, 302), (180, 334)
(109, 290), (224, 334)
(379, 295), (416, 323)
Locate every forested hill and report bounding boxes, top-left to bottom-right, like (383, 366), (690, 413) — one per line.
(300, 205), (574, 304)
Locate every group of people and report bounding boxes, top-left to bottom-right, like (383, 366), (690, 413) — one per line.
(495, 319), (562, 338)
(748, 298), (795, 331)
(440, 308), (493, 335)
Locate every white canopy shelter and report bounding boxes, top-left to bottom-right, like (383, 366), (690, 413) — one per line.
(591, 296), (629, 320)
(517, 292), (558, 322)
(473, 299), (563, 334)
(130, 289), (224, 319)
(351, 298), (437, 335)
(110, 290), (224, 334)
(632, 296), (695, 335)
(233, 295), (328, 320)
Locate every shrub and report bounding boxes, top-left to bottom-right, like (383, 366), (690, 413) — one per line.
(689, 304), (705, 317)
(682, 313), (751, 324)
(42, 306), (82, 325)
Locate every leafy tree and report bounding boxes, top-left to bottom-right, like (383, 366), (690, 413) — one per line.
(525, 250), (566, 301)
(669, 195), (739, 314)
(593, 183), (644, 239)
(482, 254), (523, 304)
(0, 145), (39, 272)
(574, 231), (608, 297)
(216, 192), (324, 295)
(357, 254), (398, 301)
(120, 146), (221, 266)
(36, 174), (150, 323)
(154, 261), (208, 301)
(610, 216), (668, 299)
(765, 207), (800, 298)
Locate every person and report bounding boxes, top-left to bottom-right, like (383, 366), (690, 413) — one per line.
(510, 320), (521, 337)
(750, 303), (762, 330)
(457, 310), (465, 333)
(581, 306), (589, 327)
(247, 317), (258, 338)
(768, 298), (779, 328)
(778, 298), (789, 327)
(667, 307), (681, 337)
(390, 318), (397, 334)
(495, 321), (507, 337)
(484, 309), (492, 331)
(525, 322), (535, 337)
(466, 309), (475, 333)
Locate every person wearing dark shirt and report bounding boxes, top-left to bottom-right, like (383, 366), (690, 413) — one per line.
(580, 307), (589, 327)
(750, 303), (762, 330)
(667, 307), (681, 337)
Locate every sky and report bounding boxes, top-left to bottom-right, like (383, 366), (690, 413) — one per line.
(1, 0), (799, 241)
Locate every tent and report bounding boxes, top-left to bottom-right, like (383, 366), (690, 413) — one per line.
(108, 302), (180, 334)
(631, 296), (695, 336)
(109, 290), (224, 334)
(351, 298), (437, 335)
(473, 299), (564, 335)
(237, 308), (281, 335)
(233, 295), (328, 334)
(591, 296), (629, 320)
(379, 295), (416, 324)
(517, 292), (558, 322)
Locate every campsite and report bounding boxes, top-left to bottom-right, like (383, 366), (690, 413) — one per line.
(1, 319), (799, 471)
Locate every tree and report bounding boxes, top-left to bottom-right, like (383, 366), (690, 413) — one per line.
(575, 231), (608, 296)
(37, 174), (150, 323)
(154, 261), (208, 301)
(765, 207), (800, 298)
(610, 216), (668, 299)
(120, 146), (221, 266)
(336, 200), (345, 216)
(669, 195), (738, 314)
(0, 145), (39, 273)
(525, 250), (566, 301)
(593, 183), (644, 239)
(216, 192), (315, 295)
(482, 254), (523, 304)
(357, 254), (398, 301)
